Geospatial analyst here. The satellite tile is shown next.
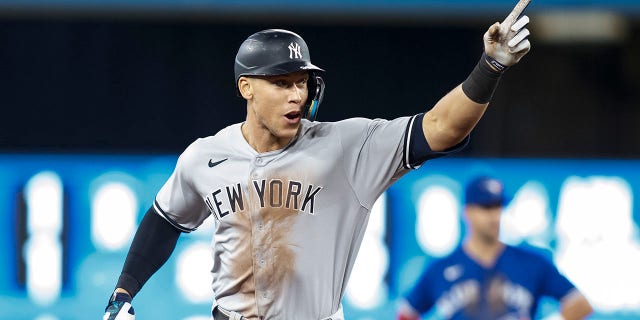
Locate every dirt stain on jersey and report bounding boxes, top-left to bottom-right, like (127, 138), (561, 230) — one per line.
(225, 174), (302, 315)
(223, 196), (259, 316)
(235, 206), (256, 289)
(255, 205), (298, 288)
(253, 174), (299, 293)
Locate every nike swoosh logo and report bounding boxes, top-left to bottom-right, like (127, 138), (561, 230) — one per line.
(208, 158), (228, 168)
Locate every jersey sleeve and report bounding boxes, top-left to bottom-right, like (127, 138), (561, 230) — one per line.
(154, 139), (210, 232)
(405, 263), (439, 314)
(539, 257), (576, 300)
(335, 115), (466, 209)
(406, 113), (469, 169)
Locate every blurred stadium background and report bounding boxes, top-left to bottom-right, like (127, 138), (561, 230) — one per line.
(1, 0), (640, 319)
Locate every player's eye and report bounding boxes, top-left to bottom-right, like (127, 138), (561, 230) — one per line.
(273, 79), (290, 88)
(295, 78), (307, 88)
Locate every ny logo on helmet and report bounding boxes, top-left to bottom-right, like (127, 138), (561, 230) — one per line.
(288, 42), (302, 59)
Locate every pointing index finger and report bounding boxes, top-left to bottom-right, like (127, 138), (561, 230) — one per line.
(502, 0), (531, 28)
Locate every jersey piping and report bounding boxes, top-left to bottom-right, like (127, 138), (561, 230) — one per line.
(403, 114), (420, 169)
(153, 200), (196, 233)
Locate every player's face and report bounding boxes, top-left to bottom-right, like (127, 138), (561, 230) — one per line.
(466, 204), (502, 243)
(244, 72), (309, 146)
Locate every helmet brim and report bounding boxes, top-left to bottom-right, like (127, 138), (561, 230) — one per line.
(236, 60), (324, 80)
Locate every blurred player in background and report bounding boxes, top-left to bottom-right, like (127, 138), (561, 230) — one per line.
(397, 175), (593, 320)
(104, 1), (534, 319)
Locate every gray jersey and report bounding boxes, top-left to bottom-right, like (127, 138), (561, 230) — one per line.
(154, 115), (425, 319)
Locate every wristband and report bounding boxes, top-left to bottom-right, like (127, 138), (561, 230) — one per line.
(461, 53), (505, 104)
(484, 53), (508, 72)
(110, 292), (132, 303)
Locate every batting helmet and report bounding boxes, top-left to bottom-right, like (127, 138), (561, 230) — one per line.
(234, 29), (325, 121)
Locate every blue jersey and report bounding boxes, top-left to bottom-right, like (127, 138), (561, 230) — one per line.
(405, 245), (575, 320)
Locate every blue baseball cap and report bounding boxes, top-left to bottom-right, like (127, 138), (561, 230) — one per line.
(465, 176), (509, 207)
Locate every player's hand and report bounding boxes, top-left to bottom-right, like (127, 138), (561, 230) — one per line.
(483, 0), (532, 70)
(103, 292), (135, 320)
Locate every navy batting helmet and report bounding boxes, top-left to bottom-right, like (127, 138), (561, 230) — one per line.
(234, 29), (325, 121)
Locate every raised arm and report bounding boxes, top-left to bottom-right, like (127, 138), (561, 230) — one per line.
(423, 0), (532, 151)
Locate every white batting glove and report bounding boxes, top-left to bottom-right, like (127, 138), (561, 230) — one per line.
(483, 0), (532, 70)
(103, 292), (135, 320)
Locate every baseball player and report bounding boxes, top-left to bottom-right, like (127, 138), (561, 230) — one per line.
(103, 1), (533, 319)
(396, 176), (594, 320)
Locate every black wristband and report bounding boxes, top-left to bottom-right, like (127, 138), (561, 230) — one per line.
(110, 292), (132, 303)
(461, 53), (505, 104)
(484, 53), (508, 73)
(115, 273), (142, 299)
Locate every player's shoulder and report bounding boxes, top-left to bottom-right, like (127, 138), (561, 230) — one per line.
(177, 123), (242, 163)
(188, 123), (240, 146)
(334, 117), (389, 129)
(197, 123), (241, 143)
(504, 243), (554, 265)
(300, 118), (384, 145)
(304, 117), (398, 136)
(304, 116), (412, 131)
(426, 246), (466, 270)
(299, 118), (365, 137)
(302, 117), (370, 129)
(416, 247), (468, 283)
(443, 246), (468, 263)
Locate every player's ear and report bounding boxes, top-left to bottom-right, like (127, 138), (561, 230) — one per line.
(238, 77), (253, 100)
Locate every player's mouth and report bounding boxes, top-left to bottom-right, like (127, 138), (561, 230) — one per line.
(284, 110), (302, 124)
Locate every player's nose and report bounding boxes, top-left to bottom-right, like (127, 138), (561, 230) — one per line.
(289, 85), (304, 104)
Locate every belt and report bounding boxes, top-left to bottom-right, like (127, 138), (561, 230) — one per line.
(213, 306), (246, 320)
(212, 304), (343, 320)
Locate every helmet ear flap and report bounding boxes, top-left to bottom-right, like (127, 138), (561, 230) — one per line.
(304, 73), (325, 122)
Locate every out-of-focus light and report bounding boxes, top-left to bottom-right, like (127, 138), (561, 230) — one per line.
(91, 182), (138, 251)
(24, 171), (63, 306)
(25, 235), (62, 306)
(416, 186), (459, 257)
(501, 181), (550, 246)
(346, 194), (389, 309)
(557, 176), (632, 242)
(556, 176), (640, 311)
(533, 10), (628, 44)
(26, 172), (63, 233)
(176, 242), (214, 303)
(397, 255), (427, 295)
